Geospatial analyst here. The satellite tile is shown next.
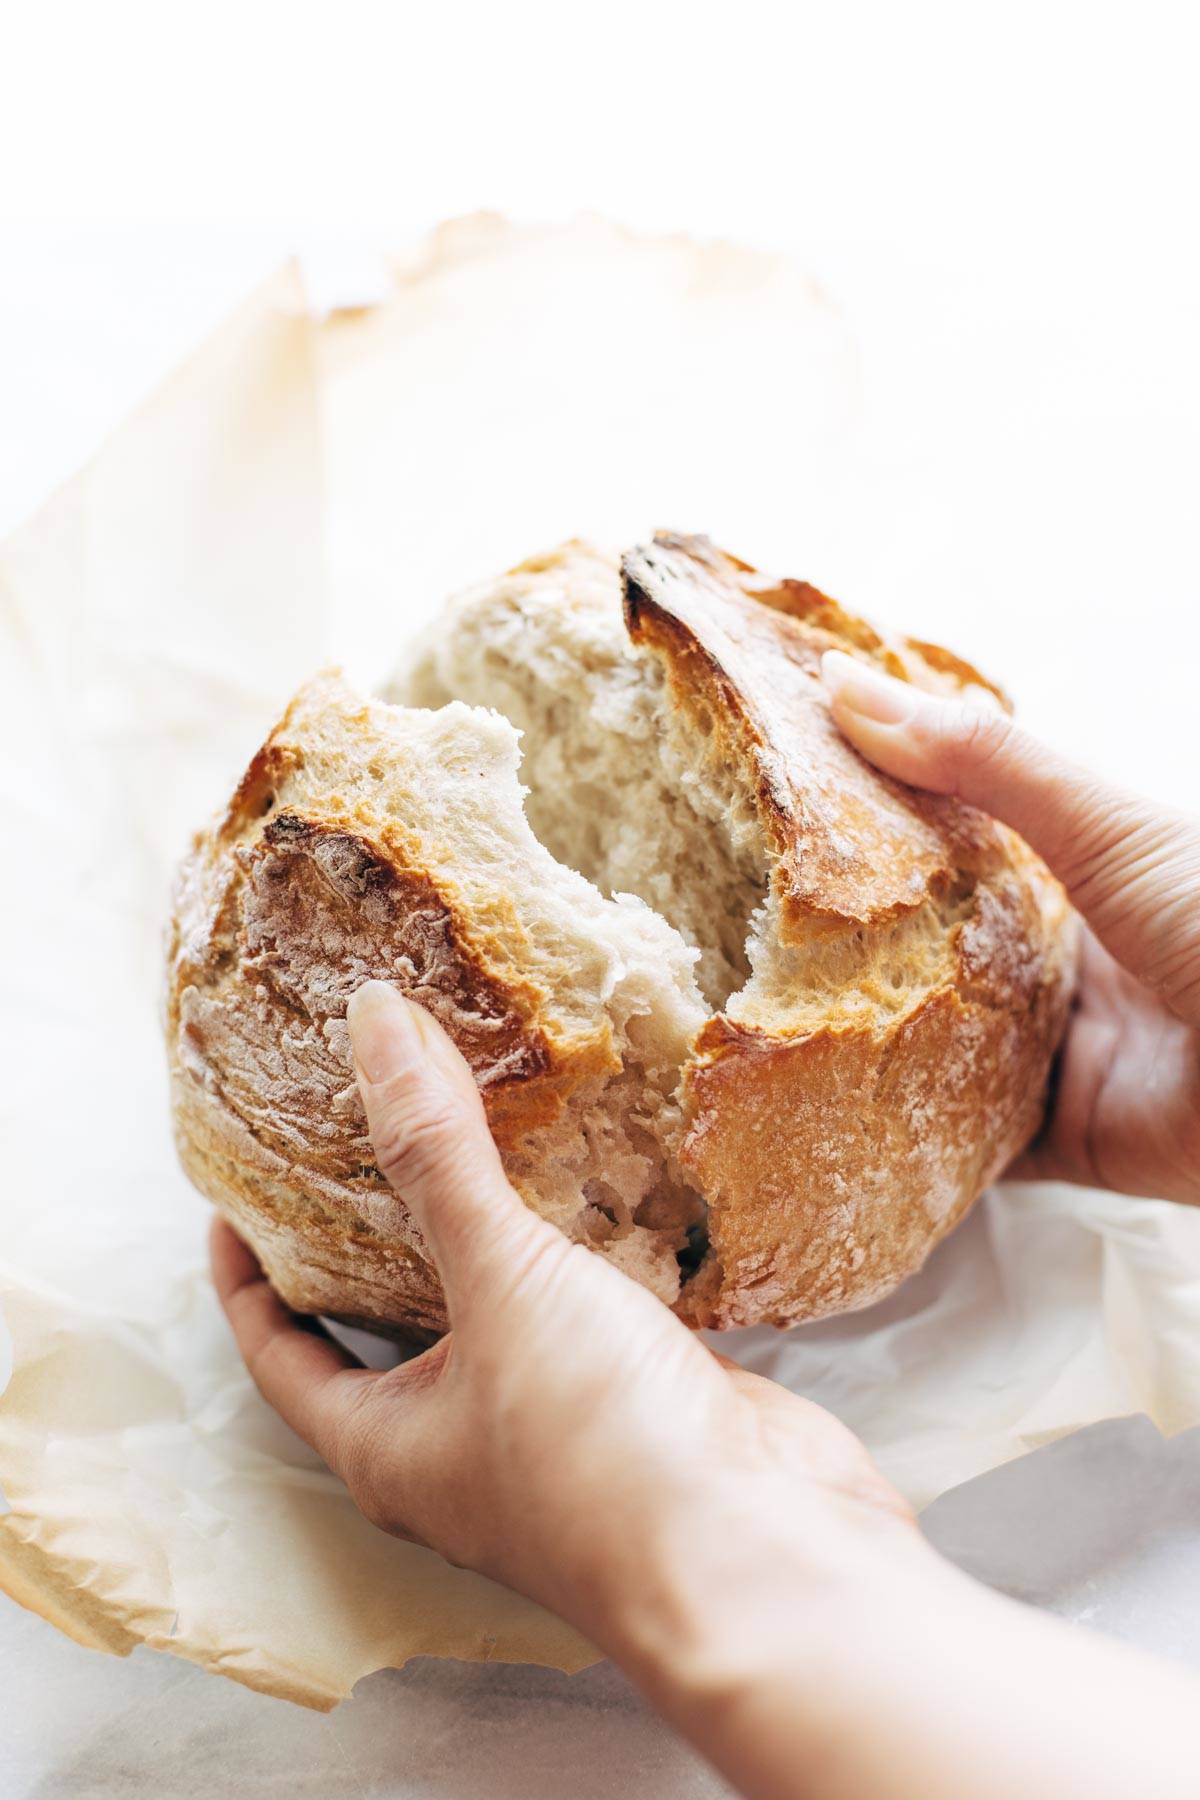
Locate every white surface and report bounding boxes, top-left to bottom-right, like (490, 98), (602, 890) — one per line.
(3, 1416), (1200, 1798)
(3, 11), (1200, 1777)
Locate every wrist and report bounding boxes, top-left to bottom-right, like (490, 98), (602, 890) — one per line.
(585, 1476), (936, 1728)
(604, 1493), (977, 1800)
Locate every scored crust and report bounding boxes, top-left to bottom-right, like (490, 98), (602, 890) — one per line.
(168, 536), (1077, 1336)
(622, 535), (1074, 1325)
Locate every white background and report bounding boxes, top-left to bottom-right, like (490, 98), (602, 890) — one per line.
(4, 2), (1200, 802)
(3, 3), (1200, 1794)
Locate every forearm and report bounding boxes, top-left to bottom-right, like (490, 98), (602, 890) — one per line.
(594, 1507), (1199, 1800)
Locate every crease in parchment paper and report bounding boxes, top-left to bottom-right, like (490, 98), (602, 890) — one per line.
(2, 218), (1200, 1710)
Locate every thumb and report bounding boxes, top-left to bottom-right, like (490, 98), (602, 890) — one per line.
(822, 649), (1200, 1024)
(347, 981), (543, 1309)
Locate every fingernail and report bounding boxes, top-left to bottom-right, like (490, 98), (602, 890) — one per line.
(820, 649), (919, 726)
(347, 982), (421, 1084)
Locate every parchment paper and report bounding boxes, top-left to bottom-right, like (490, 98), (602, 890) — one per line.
(2, 218), (1200, 1711)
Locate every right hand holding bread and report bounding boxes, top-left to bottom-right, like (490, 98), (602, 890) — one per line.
(211, 978), (918, 1645)
(823, 648), (1200, 1205)
(210, 979), (933, 1791)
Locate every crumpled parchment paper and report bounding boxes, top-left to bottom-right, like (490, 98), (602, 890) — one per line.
(2, 218), (1200, 1710)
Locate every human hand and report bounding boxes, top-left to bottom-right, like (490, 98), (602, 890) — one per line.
(822, 650), (1200, 1206)
(210, 980), (920, 1697)
(212, 985), (1200, 1800)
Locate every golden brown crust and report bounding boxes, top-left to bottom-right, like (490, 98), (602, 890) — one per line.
(621, 534), (1075, 1327)
(623, 535), (1001, 930)
(676, 879), (1073, 1326)
(167, 688), (619, 1339)
(649, 533), (1011, 707)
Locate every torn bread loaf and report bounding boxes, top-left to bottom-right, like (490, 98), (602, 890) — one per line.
(168, 535), (1075, 1337)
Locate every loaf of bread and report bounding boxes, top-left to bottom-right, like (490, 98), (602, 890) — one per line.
(167, 535), (1075, 1338)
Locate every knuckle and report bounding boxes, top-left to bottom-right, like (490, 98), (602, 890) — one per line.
(470, 1221), (578, 1314)
(928, 699), (1014, 793)
(371, 1085), (467, 1192)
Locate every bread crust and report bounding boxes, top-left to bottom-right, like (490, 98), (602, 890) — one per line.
(623, 535), (1075, 1326)
(625, 536), (1005, 929)
(168, 678), (624, 1340)
(168, 543), (1076, 1336)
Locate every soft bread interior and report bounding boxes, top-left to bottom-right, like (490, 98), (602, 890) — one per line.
(397, 546), (770, 1012)
(261, 679), (710, 1302)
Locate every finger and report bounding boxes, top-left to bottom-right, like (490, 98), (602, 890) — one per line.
(347, 982), (545, 1306)
(209, 1218), (373, 1473)
(821, 649), (1200, 1022)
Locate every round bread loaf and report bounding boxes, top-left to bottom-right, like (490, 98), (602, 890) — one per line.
(167, 535), (1076, 1338)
